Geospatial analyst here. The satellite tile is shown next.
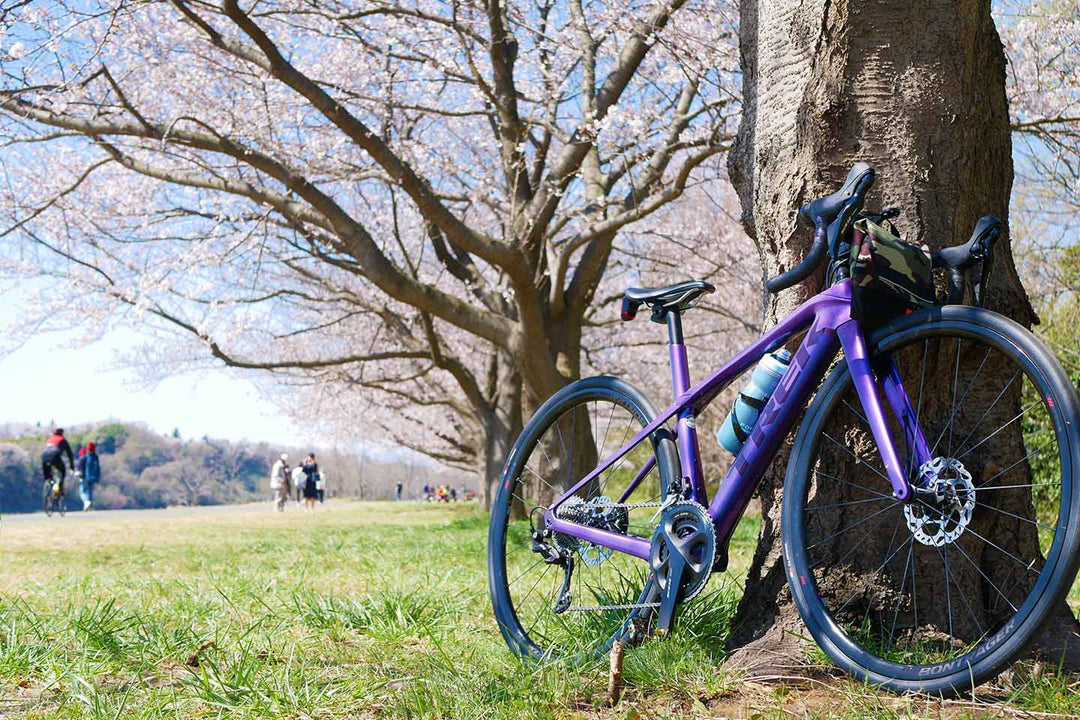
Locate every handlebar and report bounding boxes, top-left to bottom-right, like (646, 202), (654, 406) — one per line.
(765, 223), (828, 294)
(766, 163), (877, 294)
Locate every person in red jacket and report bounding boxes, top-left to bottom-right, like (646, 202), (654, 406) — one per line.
(42, 428), (75, 492)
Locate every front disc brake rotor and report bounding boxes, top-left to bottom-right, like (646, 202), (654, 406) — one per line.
(905, 457), (975, 546)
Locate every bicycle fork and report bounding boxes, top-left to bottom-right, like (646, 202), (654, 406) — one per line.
(838, 321), (932, 500)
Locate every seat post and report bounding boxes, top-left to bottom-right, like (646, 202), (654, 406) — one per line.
(664, 309), (684, 346)
(666, 310), (690, 397)
(665, 308), (705, 502)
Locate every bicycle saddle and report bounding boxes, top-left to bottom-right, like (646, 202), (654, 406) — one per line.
(800, 162), (876, 224)
(621, 280), (715, 321)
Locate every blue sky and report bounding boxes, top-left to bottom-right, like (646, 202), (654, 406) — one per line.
(0, 292), (307, 446)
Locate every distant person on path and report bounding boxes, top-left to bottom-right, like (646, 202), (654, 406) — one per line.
(270, 453), (290, 512)
(291, 464), (305, 506)
(317, 469), (326, 503)
(450, 486), (457, 502)
(301, 454), (319, 513)
(76, 441), (101, 511)
(41, 427), (74, 495)
(396, 479), (403, 501)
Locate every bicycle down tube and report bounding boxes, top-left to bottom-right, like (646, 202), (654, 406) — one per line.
(542, 280), (927, 561)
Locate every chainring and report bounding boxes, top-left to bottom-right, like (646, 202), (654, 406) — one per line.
(649, 501), (716, 603)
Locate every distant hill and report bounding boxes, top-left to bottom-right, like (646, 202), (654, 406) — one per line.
(0, 422), (470, 514)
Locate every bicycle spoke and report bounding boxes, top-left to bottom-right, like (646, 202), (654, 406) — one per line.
(953, 368), (1022, 458)
(832, 516), (906, 614)
(822, 434), (890, 482)
(914, 498), (1039, 575)
(806, 495), (892, 512)
(973, 501), (1056, 533)
(814, 469), (894, 500)
(807, 500), (900, 550)
(939, 543), (954, 640)
(957, 398), (1041, 462)
(950, 540), (1019, 613)
(930, 343), (990, 458)
(976, 444), (1048, 490)
(886, 539), (915, 656)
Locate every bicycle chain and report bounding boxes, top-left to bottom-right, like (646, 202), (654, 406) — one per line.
(559, 495), (678, 613)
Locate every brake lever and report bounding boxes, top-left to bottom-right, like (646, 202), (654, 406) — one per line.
(856, 206), (901, 224)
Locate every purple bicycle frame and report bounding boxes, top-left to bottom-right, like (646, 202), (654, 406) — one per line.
(543, 280), (933, 562)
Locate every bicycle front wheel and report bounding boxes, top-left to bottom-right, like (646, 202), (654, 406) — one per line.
(488, 376), (679, 661)
(783, 306), (1080, 694)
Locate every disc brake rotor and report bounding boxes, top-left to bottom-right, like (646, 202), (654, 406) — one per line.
(905, 457), (975, 546)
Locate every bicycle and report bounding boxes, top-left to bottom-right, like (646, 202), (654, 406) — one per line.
(43, 474), (67, 517)
(488, 163), (1080, 695)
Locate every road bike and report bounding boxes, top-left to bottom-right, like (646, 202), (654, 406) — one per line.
(488, 164), (1080, 694)
(43, 475), (67, 517)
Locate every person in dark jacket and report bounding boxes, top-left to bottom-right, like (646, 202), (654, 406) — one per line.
(41, 428), (74, 493)
(301, 454), (319, 513)
(76, 441), (102, 511)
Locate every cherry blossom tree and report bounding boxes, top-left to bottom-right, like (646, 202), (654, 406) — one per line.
(996, 0), (1080, 306)
(0, 0), (739, 504)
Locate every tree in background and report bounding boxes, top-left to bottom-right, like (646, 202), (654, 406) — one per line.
(0, 0), (738, 505)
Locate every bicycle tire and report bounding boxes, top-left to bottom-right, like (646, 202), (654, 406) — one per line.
(488, 376), (680, 661)
(783, 306), (1080, 694)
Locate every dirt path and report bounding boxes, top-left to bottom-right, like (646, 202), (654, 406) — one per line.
(0, 498), (373, 526)
(0, 500), (277, 525)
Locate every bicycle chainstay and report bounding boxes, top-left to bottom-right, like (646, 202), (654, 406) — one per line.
(558, 493), (696, 613)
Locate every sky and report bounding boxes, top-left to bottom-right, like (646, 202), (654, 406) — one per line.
(0, 291), (309, 447)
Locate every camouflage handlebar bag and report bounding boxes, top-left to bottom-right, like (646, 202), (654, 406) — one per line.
(849, 218), (935, 327)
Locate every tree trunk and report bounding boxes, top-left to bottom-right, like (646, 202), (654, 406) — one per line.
(726, 0), (1077, 672)
(479, 358), (523, 512)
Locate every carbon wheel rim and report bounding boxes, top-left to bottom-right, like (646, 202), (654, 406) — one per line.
(787, 318), (1076, 684)
(492, 387), (671, 661)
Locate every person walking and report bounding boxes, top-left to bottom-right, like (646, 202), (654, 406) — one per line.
(76, 442), (101, 511)
(317, 469), (326, 503)
(270, 453), (290, 512)
(291, 463), (305, 506)
(301, 454), (319, 513)
(396, 479), (403, 501)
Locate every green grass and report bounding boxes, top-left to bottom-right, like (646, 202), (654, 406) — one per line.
(0, 501), (1076, 719)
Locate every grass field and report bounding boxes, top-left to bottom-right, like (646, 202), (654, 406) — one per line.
(1, 501), (1079, 719)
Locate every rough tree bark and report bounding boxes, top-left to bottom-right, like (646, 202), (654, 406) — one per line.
(479, 353), (523, 511)
(725, 0), (1077, 671)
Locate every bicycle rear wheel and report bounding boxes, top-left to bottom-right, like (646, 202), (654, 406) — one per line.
(488, 376), (679, 661)
(783, 306), (1080, 694)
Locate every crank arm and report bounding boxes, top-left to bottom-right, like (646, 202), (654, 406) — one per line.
(654, 553), (686, 635)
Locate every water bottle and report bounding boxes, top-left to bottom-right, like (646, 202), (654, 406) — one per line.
(717, 349), (792, 455)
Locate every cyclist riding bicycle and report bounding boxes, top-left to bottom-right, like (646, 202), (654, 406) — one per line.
(42, 427), (75, 493)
